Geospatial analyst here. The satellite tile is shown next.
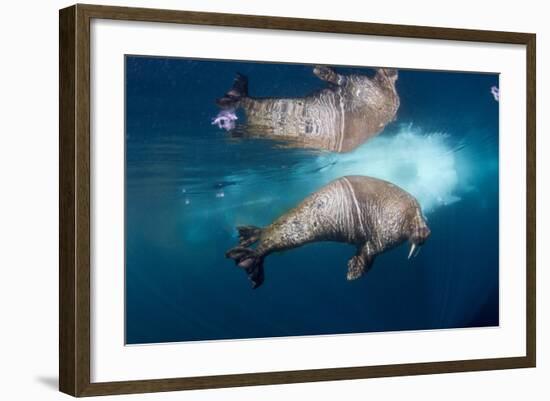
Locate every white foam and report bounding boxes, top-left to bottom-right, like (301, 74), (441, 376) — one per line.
(313, 125), (464, 213)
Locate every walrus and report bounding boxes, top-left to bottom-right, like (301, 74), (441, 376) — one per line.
(216, 66), (400, 153)
(225, 175), (430, 288)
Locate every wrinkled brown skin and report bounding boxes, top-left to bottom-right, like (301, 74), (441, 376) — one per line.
(227, 175), (430, 287)
(234, 66), (399, 153)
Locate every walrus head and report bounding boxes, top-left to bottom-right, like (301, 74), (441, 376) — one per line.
(407, 211), (431, 259)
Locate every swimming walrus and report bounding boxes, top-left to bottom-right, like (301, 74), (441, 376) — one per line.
(226, 175), (430, 288)
(216, 66), (400, 153)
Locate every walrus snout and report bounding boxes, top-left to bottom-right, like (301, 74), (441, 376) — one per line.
(408, 215), (431, 259)
(412, 225), (431, 245)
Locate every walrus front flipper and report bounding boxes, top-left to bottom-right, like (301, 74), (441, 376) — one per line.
(216, 73), (249, 108)
(225, 247), (265, 289)
(237, 225), (262, 246)
(313, 65), (346, 86)
(346, 243), (375, 281)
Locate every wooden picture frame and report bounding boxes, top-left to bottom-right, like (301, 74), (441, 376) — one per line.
(59, 3), (536, 397)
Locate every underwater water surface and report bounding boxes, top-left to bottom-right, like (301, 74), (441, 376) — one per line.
(125, 56), (499, 344)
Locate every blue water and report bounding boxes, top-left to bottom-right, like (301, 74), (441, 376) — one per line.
(125, 56), (499, 344)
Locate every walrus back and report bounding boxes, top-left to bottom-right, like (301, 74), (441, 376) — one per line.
(240, 91), (344, 151)
(258, 177), (369, 252)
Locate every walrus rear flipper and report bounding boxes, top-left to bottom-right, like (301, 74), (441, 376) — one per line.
(237, 225), (262, 246)
(225, 247), (265, 289)
(216, 73), (249, 108)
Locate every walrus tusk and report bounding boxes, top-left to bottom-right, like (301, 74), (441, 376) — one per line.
(408, 244), (417, 260)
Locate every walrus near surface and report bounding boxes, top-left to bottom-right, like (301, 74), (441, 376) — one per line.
(225, 175), (430, 288)
(216, 66), (400, 153)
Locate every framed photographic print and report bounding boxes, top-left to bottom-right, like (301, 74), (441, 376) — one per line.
(59, 4), (536, 397)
